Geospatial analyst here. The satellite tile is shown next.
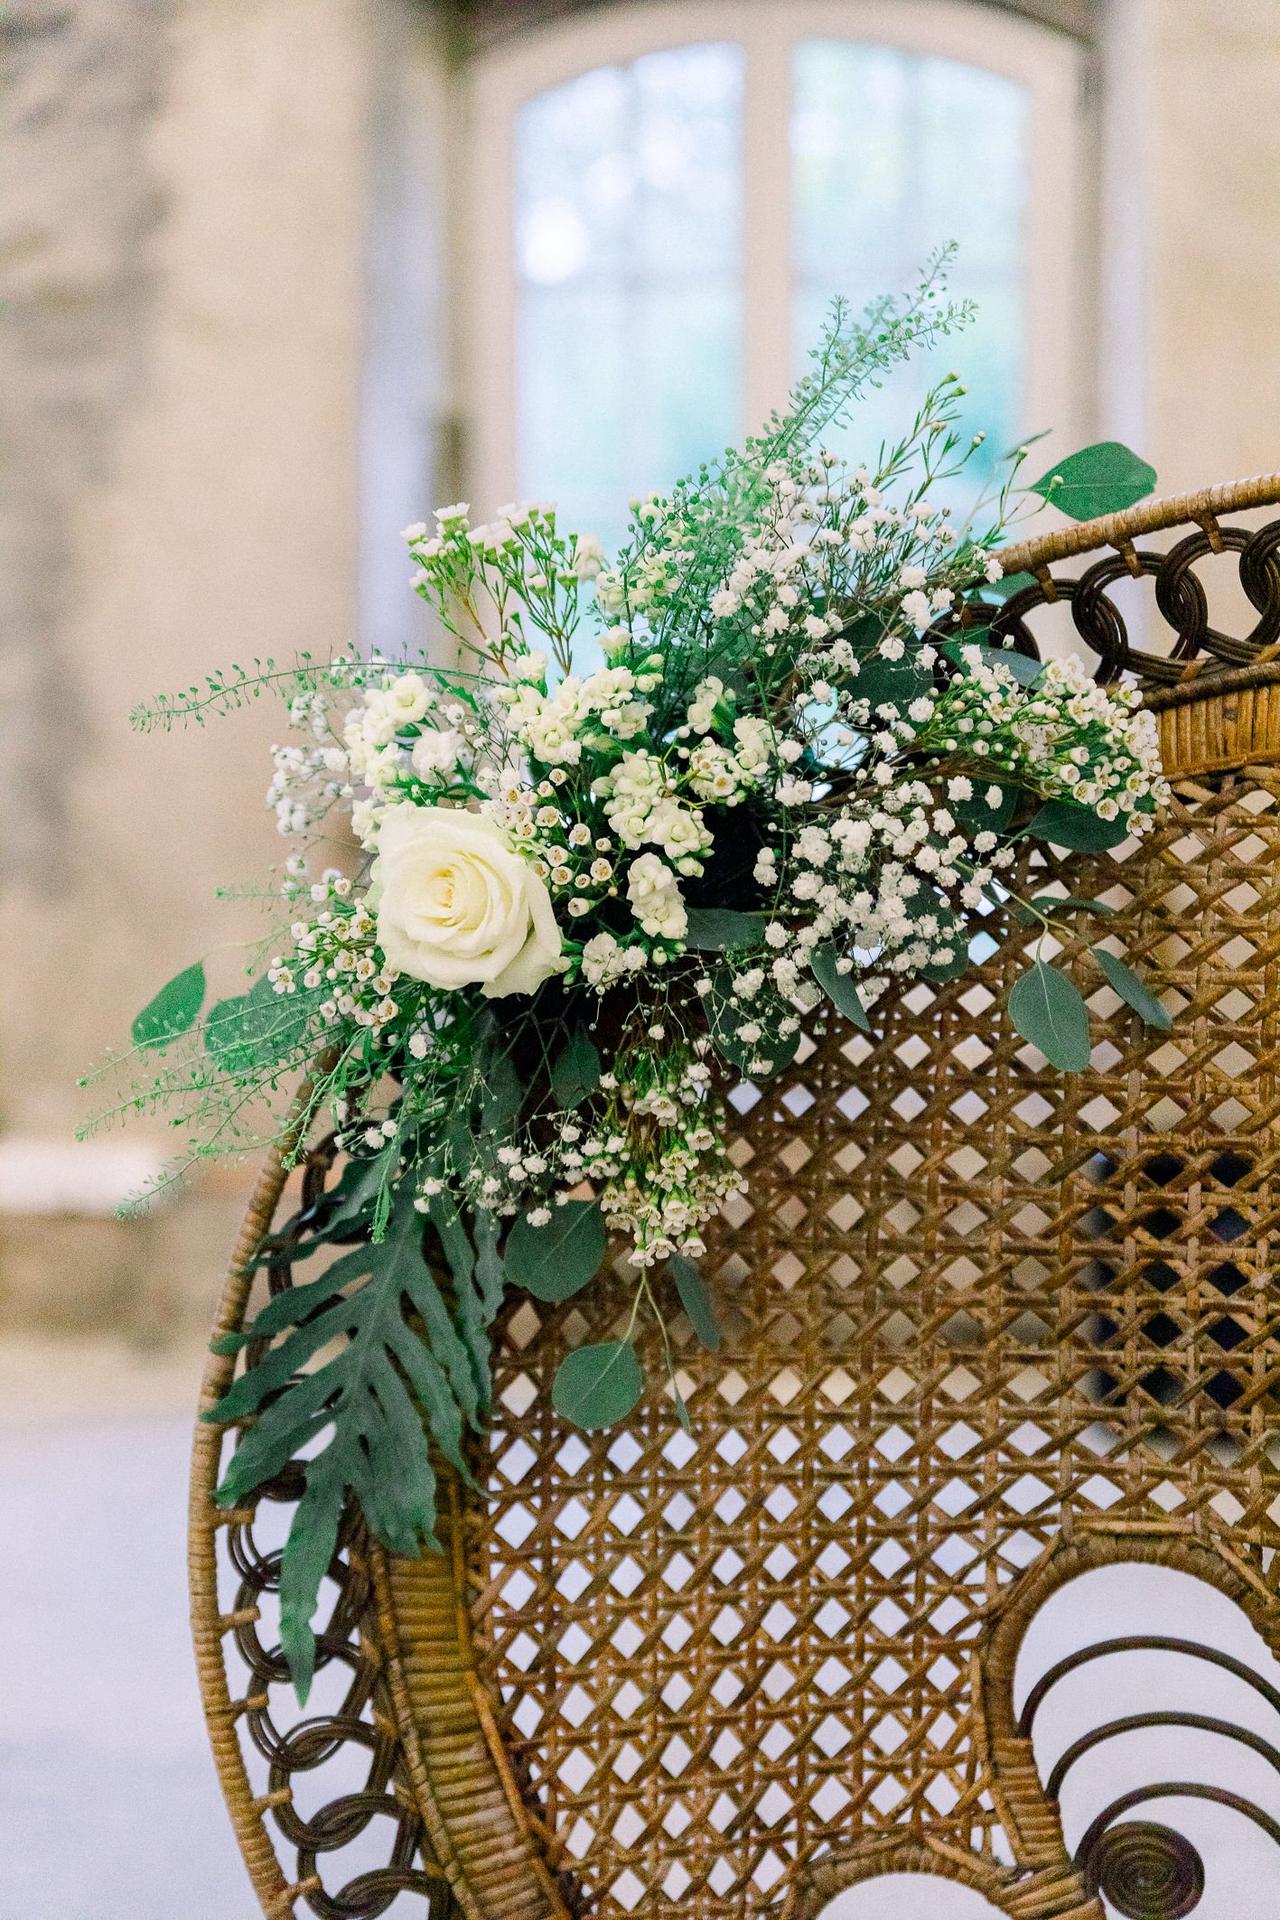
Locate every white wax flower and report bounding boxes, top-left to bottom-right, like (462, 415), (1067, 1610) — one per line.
(572, 532), (605, 581)
(410, 728), (462, 778)
(373, 805), (563, 997)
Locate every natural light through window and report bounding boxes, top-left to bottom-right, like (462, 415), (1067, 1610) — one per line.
(791, 41), (1027, 494)
(471, 6), (1081, 563)
(515, 44), (744, 558)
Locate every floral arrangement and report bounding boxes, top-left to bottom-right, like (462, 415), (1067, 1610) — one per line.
(88, 257), (1171, 1693)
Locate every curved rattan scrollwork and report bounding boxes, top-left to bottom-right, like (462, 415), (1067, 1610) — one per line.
(793, 1832), (1102, 1919)
(193, 475), (1280, 1920)
(1077, 1821), (1204, 1920)
(981, 1533), (1280, 1920)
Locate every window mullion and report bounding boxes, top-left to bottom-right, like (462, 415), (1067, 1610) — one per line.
(741, 9), (794, 440)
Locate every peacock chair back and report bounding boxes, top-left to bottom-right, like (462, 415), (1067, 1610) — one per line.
(192, 474), (1280, 1920)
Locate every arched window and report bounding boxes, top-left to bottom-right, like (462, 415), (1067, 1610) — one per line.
(462, 1), (1086, 554)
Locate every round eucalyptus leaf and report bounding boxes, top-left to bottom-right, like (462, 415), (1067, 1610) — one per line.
(505, 1198), (606, 1302)
(1008, 959), (1092, 1072)
(552, 1339), (644, 1430)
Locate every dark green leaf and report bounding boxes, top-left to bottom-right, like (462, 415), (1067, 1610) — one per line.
(207, 1184), (480, 1697)
(505, 1198), (606, 1302)
(428, 1191), (492, 1413)
(901, 892), (971, 982)
(670, 1253), (722, 1352)
(552, 1339), (645, 1430)
(1015, 893), (1118, 925)
(473, 1207), (505, 1322)
(1092, 947), (1173, 1031)
(951, 779), (1020, 836)
(837, 612), (887, 654)
(919, 937), (973, 984)
(278, 1445), (345, 1705)
(256, 1149), (398, 1268)
(131, 962), (206, 1050)
(1008, 960), (1092, 1071)
(683, 908), (766, 952)
(945, 636), (1043, 687)
(705, 980), (801, 1078)
(852, 651), (930, 714)
(977, 569), (1037, 605)
(1029, 441), (1157, 522)
(1026, 799), (1130, 851)
(205, 974), (317, 1076)
(551, 1029), (601, 1108)
(481, 1049), (523, 1130)
(810, 945), (870, 1031)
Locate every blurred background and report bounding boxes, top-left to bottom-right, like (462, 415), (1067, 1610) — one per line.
(3, 0), (1280, 1913)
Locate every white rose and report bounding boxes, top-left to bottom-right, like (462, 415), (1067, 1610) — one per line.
(374, 805), (564, 997)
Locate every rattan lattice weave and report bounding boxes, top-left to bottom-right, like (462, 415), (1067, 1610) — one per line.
(191, 476), (1280, 1919)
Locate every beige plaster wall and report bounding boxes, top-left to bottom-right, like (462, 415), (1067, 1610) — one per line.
(1104, 0), (1280, 491)
(0, 0), (385, 1335)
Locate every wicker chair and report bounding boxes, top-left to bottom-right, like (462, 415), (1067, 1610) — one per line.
(192, 475), (1280, 1920)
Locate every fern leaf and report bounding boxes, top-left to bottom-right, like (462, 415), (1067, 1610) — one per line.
(206, 1181), (493, 1697)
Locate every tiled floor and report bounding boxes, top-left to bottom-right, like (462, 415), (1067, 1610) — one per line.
(1, 1372), (253, 1919)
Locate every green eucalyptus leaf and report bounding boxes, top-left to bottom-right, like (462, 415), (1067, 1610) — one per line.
(670, 1253), (722, 1352)
(131, 962), (206, 1050)
(810, 945), (870, 1031)
(977, 569), (1037, 605)
(1008, 960), (1092, 1072)
(951, 779), (1020, 836)
(945, 637), (1043, 687)
(683, 908), (766, 952)
(505, 1198), (606, 1303)
(705, 979), (801, 1078)
(1093, 947), (1173, 1031)
(1015, 893), (1118, 925)
(1029, 442), (1157, 522)
(852, 650), (931, 714)
(552, 1339), (645, 1430)
(1026, 799), (1130, 852)
(551, 1029), (601, 1109)
(205, 974), (317, 1075)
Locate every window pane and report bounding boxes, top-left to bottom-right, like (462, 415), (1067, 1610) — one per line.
(515, 43), (745, 559)
(792, 41), (1028, 493)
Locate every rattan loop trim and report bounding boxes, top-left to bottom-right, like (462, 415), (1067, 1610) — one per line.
(189, 1120), (302, 1915)
(997, 473), (1280, 579)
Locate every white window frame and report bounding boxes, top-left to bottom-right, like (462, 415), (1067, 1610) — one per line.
(460, 0), (1086, 518)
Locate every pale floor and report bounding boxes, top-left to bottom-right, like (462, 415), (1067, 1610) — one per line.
(3, 1340), (1279, 1919)
(0, 1340), (253, 1920)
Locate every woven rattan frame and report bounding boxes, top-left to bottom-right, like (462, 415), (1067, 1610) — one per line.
(192, 475), (1280, 1917)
